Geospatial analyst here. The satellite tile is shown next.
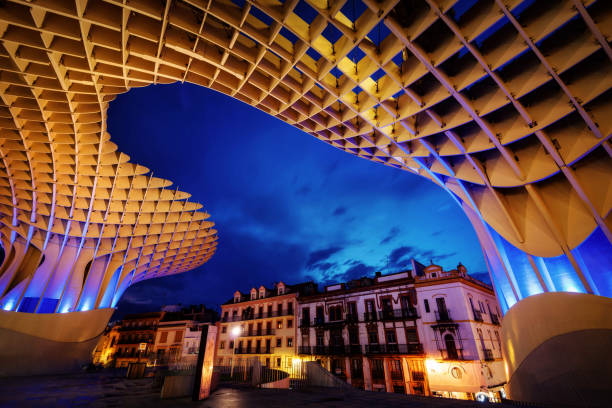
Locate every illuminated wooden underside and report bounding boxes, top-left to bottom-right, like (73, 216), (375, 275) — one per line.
(0, 0), (610, 311)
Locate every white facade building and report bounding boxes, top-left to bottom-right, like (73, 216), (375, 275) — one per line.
(296, 260), (507, 401)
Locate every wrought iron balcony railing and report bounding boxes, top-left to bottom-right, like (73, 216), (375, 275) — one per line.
(379, 308), (419, 321)
(298, 345), (363, 355)
(434, 309), (453, 323)
(234, 347), (274, 355)
(240, 329), (275, 337)
(364, 343), (424, 355)
(490, 313), (501, 325)
(221, 309), (293, 322)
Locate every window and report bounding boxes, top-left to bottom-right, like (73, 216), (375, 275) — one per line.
(160, 332), (168, 343)
(232, 310), (237, 319)
(259, 289), (265, 299)
(234, 295), (240, 303)
(221, 326), (227, 334)
(316, 306), (324, 323)
(301, 307), (310, 325)
(349, 327), (359, 344)
(287, 357), (292, 367)
(220, 341), (225, 350)
(287, 319), (293, 328)
(347, 302), (357, 320)
(368, 329), (379, 344)
(371, 359), (384, 379)
(223, 311), (228, 321)
(276, 357), (281, 367)
(267, 304), (273, 315)
(229, 340), (234, 349)
(495, 331), (502, 351)
(276, 338), (282, 347)
(385, 329), (397, 344)
(329, 305), (342, 321)
(277, 303), (283, 314)
(287, 302), (293, 314)
(488, 330), (495, 350)
(424, 299), (430, 313)
(277, 320), (283, 329)
(316, 333), (324, 346)
(287, 337), (293, 347)
(405, 327), (419, 344)
(251, 290), (256, 300)
(302, 333), (309, 346)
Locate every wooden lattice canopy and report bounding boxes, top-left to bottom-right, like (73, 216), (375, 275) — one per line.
(0, 0), (610, 311)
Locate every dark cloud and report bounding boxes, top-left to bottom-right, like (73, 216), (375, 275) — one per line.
(380, 226), (401, 244)
(332, 206), (347, 216)
(312, 262), (336, 272)
(389, 246), (415, 265)
(340, 262), (377, 281)
(306, 247), (343, 268)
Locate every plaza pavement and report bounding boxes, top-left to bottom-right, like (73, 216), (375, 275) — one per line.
(0, 371), (548, 407)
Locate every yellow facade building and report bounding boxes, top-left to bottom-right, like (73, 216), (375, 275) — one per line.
(215, 281), (317, 373)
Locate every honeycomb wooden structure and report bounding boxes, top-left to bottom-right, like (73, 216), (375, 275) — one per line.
(0, 0), (610, 312)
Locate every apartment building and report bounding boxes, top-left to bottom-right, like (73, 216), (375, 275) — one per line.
(114, 312), (163, 368)
(297, 260), (506, 401)
(415, 262), (505, 400)
(92, 323), (120, 366)
(215, 281), (317, 372)
(152, 319), (211, 367)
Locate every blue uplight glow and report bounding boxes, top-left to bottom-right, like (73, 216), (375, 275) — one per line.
(483, 225), (611, 314)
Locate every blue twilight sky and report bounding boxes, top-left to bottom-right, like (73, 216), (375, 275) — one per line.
(109, 83), (488, 318)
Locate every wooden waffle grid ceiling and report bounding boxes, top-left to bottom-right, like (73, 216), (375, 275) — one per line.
(0, 0), (611, 304)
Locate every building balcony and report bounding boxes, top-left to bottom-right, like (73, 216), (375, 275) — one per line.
(440, 348), (466, 360)
(240, 329), (275, 337)
(483, 348), (494, 361)
(234, 347), (274, 355)
(118, 325), (156, 332)
(298, 345), (363, 355)
(221, 309), (292, 322)
(490, 313), (501, 325)
(472, 309), (483, 322)
(364, 343), (424, 355)
(379, 308), (419, 321)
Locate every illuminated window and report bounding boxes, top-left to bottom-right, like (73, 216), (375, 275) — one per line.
(277, 320), (283, 329)
(287, 337), (293, 347)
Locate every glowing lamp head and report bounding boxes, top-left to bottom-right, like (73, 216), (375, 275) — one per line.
(231, 326), (241, 337)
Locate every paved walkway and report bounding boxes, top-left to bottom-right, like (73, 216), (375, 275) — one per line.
(0, 371), (539, 407)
